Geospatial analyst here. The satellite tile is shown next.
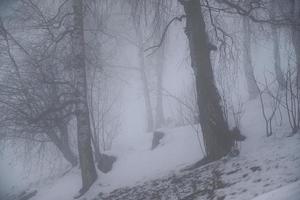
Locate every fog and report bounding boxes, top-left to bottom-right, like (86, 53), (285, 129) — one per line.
(0, 0), (299, 200)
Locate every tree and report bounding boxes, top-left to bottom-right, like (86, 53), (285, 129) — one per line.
(242, 15), (260, 99)
(179, 0), (233, 161)
(270, 1), (285, 88)
(154, 44), (166, 129)
(72, 0), (97, 194)
(0, 16), (78, 167)
(154, 14), (167, 129)
(125, 0), (155, 132)
(290, 0), (300, 86)
(134, 20), (155, 132)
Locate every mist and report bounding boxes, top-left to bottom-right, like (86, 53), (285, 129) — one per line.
(0, 0), (299, 200)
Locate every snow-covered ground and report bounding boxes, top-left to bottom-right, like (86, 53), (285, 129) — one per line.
(100, 125), (204, 189)
(251, 181), (300, 200)
(6, 99), (300, 200)
(28, 124), (204, 200)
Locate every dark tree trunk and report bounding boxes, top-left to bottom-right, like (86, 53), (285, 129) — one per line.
(180, 0), (233, 161)
(46, 127), (77, 167)
(57, 123), (78, 167)
(59, 139), (77, 167)
(242, 16), (260, 99)
(72, 0), (97, 194)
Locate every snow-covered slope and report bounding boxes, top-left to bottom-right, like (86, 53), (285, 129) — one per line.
(13, 99), (300, 200)
(29, 124), (204, 200)
(100, 125), (204, 190)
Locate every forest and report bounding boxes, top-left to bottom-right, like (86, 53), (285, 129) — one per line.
(0, 0), (299, 200)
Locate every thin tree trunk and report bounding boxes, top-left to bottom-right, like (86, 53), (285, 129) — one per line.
(271, 2), (285, 88)
(139, 47), (154, 132)
(242, 16), (260, 99)
(136, 26), (154, 132)
(155, 42), (166, 129)
(180, 0), (233, 161)
(88, 67), (101, 164)
(72, 0), (97, 194)
(154, 16), (167, 129)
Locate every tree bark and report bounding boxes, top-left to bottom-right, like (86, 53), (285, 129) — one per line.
(242, 16), (260, 99)
(180, 0), (233, 161)
(72, 0), (97, 194)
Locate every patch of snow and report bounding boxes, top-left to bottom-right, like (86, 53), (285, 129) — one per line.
(251, 181), (300, 200)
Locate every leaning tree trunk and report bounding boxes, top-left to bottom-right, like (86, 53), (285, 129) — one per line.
(46, 127), (77, 167)
(180, 0), (233, 161)
(271, 2), (285, 88)
(242, 16), (260, 99)
(57, 123), (78, 166)
(72, 0), (97, 195)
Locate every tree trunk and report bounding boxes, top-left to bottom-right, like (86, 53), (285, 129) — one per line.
(180, 0), (233, 161)
(155, 42), (166, 129)
(136, 26), (154, 132)
(46, 127), (77, 167)
(291, 0), (300, 86)
(140, 49), (154, 132)
(242, 16), (260, 99)
(72, 0), (97, 194)
(57, 123), (78, 167)
(271, 2), (285, 88)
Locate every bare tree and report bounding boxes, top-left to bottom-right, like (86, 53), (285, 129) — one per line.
(242, 15), (260, 99)
(256, 78), (280, 137)
(284, 69), (300, 134)
(152, 4), (171, 129)
(270, 1), (285, 88)
(72, 0), (97, 195)
(154, 32), (166, 129)
(0, 13), (78, 167)
(126, 0), (175, 132)
(178, 0), (233, 161)
(290, 0), (300, 86)
(135, 22), (155, 132)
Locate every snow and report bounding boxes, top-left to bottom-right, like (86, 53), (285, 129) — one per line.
(8, 98), (300, 200)
(99, 125), (204, 190)
(27, 124), (204, 200)
(251, 181), (300, 200)
(31, 170), (81, 200)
